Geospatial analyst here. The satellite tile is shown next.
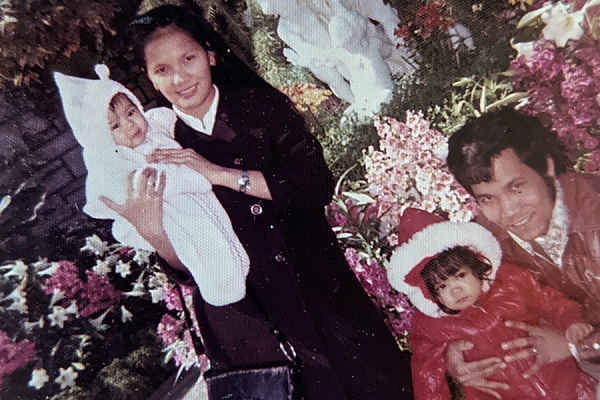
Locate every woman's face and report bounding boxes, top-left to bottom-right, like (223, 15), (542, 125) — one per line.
(144, 25), (216, 119)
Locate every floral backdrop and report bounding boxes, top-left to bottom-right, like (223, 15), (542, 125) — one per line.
(1, 0), (599, 398)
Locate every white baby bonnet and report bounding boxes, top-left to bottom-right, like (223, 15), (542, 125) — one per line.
(54, 64), (151, 215)
(54, 64), (143, 152)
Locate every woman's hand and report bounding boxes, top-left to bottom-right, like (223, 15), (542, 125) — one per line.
(100, 168), (186, 270)
(148, 148), (273, 199)
(100, 168), (166, 239)
(147, 148), (223, 184)
(502, 320), (571, 378)
(446, 340), (509, 399)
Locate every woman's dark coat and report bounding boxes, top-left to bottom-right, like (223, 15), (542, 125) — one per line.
(166, 85), (413, 399)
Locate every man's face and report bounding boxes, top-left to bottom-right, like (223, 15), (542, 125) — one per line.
(471, 148), (555, 242)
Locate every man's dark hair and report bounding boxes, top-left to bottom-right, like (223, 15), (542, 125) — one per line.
(447, 107), (569, 195)
(421, 246), (492, 315)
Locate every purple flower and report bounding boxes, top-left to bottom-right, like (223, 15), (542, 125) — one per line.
(79, 271), (122, 317)
(161, 283), (183, 311)
(44, 260), (83, 300)
(0, 330), (36, 386)
(157, 314), (183, 346)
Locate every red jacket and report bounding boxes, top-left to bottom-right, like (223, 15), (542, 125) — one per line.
(477, 172), (600, 324)
(409, 263), (596, 400)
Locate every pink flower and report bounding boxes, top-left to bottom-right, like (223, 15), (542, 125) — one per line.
(44, 260), (83, 300)
(161, 283), (183, 311)
(157, 314), (184, 346)
(0, 330), (37, 386)
(79, 271), (122, 317)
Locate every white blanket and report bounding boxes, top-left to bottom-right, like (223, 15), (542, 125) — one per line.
(54, 65), (249, 306)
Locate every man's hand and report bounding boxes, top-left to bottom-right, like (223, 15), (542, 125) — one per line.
(502, 320), (571, 378)
(446, 340), (509, 399)
(573, 329), (600, 362)
(566, 322), (594, 344)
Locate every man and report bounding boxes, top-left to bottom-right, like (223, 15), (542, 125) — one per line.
(445, 107), (600, 398)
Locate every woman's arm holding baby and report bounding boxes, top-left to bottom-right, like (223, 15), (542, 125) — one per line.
(100, 168), (186, 271)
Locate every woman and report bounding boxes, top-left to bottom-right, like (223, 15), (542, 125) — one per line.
(115, 5), (413, 399)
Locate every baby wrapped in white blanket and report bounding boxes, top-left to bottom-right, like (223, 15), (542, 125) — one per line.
(54, 64), (249, 306)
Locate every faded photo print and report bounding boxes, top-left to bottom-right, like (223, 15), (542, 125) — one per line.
(1, 1), (600, 399)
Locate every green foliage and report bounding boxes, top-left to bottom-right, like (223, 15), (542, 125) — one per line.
(0, 0), (120, 88)
(320, 118), (380, 181)
(246, 0), (312, 89)
(382, 0), (520, 123)
(190, 0), (255, 69)
(426, 72), (526, 136)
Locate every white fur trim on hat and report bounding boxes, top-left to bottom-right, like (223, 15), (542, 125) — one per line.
(387, 221), (502, 317)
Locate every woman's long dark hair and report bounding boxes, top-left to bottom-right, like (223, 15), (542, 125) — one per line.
(421, 246), (492, 314)
(128, 4), (269, 89)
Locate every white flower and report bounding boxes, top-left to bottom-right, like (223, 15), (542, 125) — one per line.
(125, 280), (146, 297)
(541, 2), (585, 47)
(28, 368), (50, 390)
(89, 308), (112, 330)
(121, 305), (134, 323)
(149, 287), (163, 304)
(1, 259), (28, 279)
(133, 249), (151, 265)
(510, 39), (535, 60)
(55, 366), (78, 390)
(37, 262), (60, 276)
(7, 297), (28, 314)
(448, 23), (475, 50)
(48, 306), (68, 329)
(65, 301), (78, 316)
(5, 281), (28, 313)
(49, 288), (64, 307)
(115, 261), (131, 278)
(149, 272), (168, 288)
(80, 235), (109, 256)
(23, 317), (44, 333)
(0, 194), (11, 216)
(93, 259), (111, 277)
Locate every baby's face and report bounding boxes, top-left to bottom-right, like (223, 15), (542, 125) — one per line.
(435, 267), (483, 311)
(107, 96), (148, 148)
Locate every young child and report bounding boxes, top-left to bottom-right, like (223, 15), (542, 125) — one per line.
(387, 207), (597, 400)
(54, 64), (249, 306)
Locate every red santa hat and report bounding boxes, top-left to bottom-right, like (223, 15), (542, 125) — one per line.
(387, 208), (502, 318)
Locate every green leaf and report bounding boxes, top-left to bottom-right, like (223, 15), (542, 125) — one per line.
(342, 192), (376, 204)
(452, 77), (475, 87)
(485, 92), (528, 110)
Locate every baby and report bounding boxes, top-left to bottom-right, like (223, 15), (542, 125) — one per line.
(54, 64), (249, 306)
(388, 207), (596, 400)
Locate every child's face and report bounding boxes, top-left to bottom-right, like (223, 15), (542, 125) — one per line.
(435, 266), (483, 312)
(107, 96), (148, 149)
